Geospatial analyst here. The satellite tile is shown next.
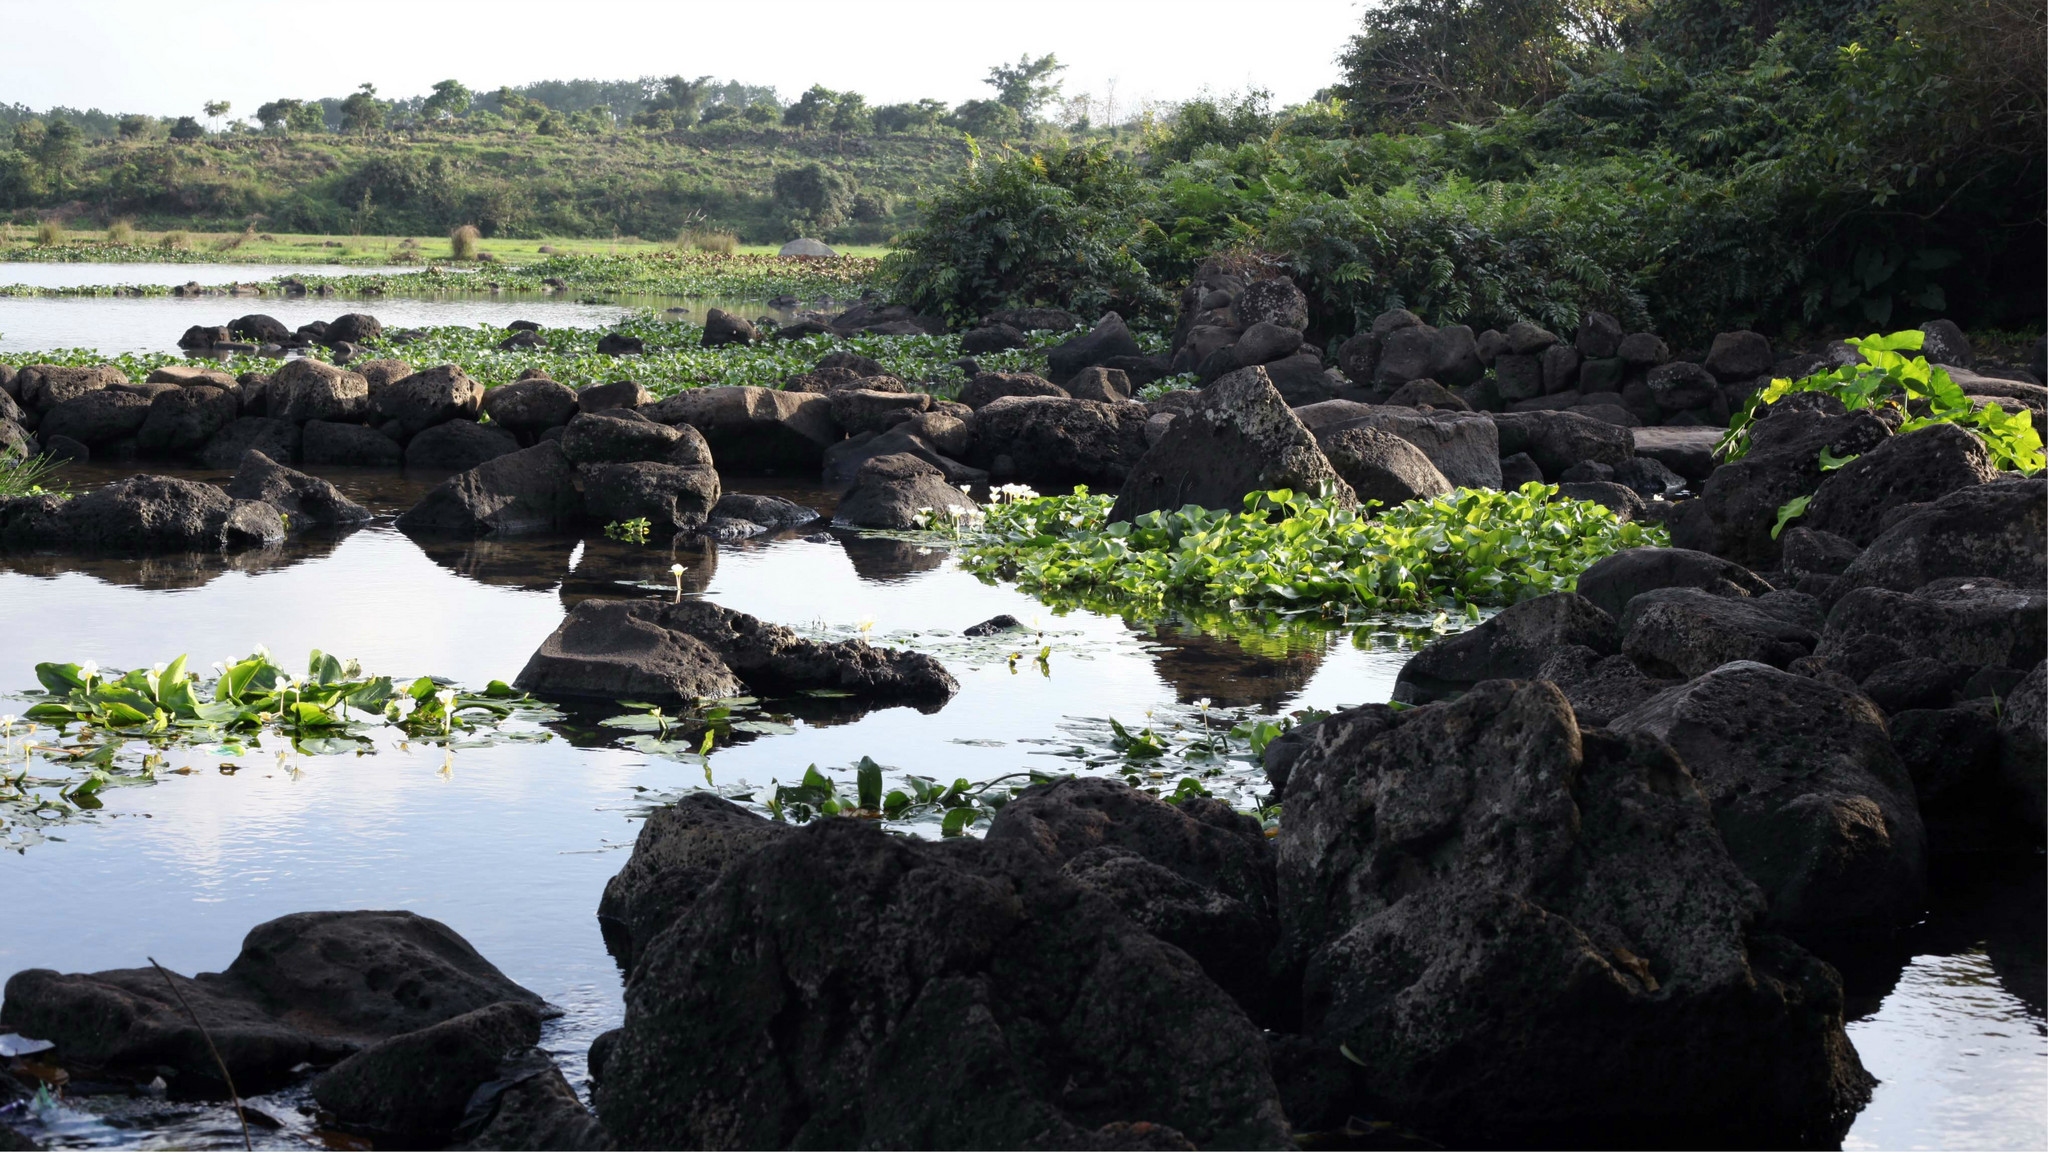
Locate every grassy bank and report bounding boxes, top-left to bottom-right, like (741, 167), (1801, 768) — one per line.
(0, 226), (891, 266)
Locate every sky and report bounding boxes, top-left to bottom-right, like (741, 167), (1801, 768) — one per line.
(1, 0), (1367, 119)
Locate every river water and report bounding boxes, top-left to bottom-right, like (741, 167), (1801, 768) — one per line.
(0, 281), (2041, 1150)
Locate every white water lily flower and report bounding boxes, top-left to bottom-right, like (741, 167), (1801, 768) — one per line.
(78, 660), (99, 681)
(669, 563), (685, 575)
(151, 663), (166, 677)
(252, 644), (270, 659)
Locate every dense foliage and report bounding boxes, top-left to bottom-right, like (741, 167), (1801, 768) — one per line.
(961, 484), (1664, 617)
(884, 0), (2043, 342)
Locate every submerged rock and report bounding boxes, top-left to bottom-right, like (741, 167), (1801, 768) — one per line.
(0, 474), (283, 553)
(594, 818), (1293, 1150)
(0, 911), (545, 1097)
(515, 598), (956, 706)
(225, 450), (371, 526)
(397, 442), (583, 537)
(1278, 680), (1871, 1146)
(834, 453), (978, 530)
(312, 1001), (543, 1144)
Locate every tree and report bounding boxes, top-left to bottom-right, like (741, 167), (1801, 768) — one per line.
(10, 119), (44, 154)
(36, 118), (81, 179)
(782, 86), (837, 130)
(828, 92), (871, 132)
(168, 116), (204, 142)
(949, 99), (1021, 138)
(985, 53), (1066, 121)
(648, 75), (712, 123)
(340, 83), (385, 134)
(873, 98), (947, 132)
(772, 162), (858, 228)
(742, 101), (778, 125)
(255, 98), (302, 133)
(117, 113), (152, 139)
(1335, 0), (1623, 128)
(203, 100), (231, 130)
(288, 101), (326, 134)
(422, 79), (472, 122)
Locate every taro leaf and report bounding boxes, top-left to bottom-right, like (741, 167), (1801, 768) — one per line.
(406, 676), (439, 702)
(940, 807), (976, 837)
(482, 680), (521, 698)
(100, 701), (155, 727)
(309, 650), (347, 686)
(730, 720), (796, 736)
(345, 677), (397, 714)
(1771, 494), (1812, 540)
(23, 703), (75, 720)
(856, 756), (882, 811)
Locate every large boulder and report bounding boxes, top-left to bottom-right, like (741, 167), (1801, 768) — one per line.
(516, 598), (957, 706)
(1109, 367), (1354, 523)
(39, 389), (152, 447)
(1234, 277), (1309, 330)
(1999, 662), (2046, 830)
(582, 461), (722, 535)
(327, 313), (383, 344)
(986, 777), (1279, 1021)
(1611, 662), (1927, 937)
(560, 411), (712, 467)
(1815, 581), (2046, 682)
(16, 363), (127, 412)
(311, 1001), (544, 1145)
(403, 420), (520, 471)
(969, 395), (1150, 491)
(1493, 409), (1634, 479)
(1534, 644), (1683, 727)
(1277, 681), (1870, 1146)
(1575, 546), (1775, 622)
(835, 453), (979, 530)
(1319, 426), (1452, 509)
(576, 380), (653, 414)
(512, 599), (744, 702)
(958, 371), (1067, 410)
(1394, 592), (1617, 702)
(829, 387), (930, 435)
(1705, 331), (1774, 381)
(268, 358), (370, 425)
(396, 442), (583, 536)
(597, 793), (793, 973)
(1801, 423), (1998, 546)
(1669, 399), (1892, 566)
(1, 475), (282, 553)
(594, 819), (1293, 1150)
(137, 385), (239, 455)
(230, 314), (291, 344)
(822, 425), (983, 487)
(958, 323), (1027, 354)
(1045, 311), (1142, 384)
(1619, 587), (1821, 679)
(1832, 478), (2046, 596)
(700, 308), (757, 348)
(225, 450), (371, 526)
(0, 910), (544, 1096)
(1294, 401), (1502, 490)
(480, 377), (579, 438)
(373, 364), (485, 439)
(644, 386), (837, 471)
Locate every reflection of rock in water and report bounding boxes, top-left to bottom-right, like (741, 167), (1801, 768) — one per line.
(838, 532), (948, 583)
(411, 532), (583, 592)
(0, 525), (357, 591)
(558, 536), (718, 608)
(1835, 853), (2047, 1022)
(1135, 617), (1329, 710)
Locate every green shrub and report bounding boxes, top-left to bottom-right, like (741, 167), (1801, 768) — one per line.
(450, 223), (481, 260)
(1721, 328), (2045, 474)
(884, 144), (1171, 325)
(961, 483), (1664, 617)
(104, 218), (134, 244)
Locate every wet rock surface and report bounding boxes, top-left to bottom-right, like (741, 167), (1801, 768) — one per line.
(1276, 680), (1870, 1146)
(594, 818), (1293, 1150)
(1111, 367), (1353, 523)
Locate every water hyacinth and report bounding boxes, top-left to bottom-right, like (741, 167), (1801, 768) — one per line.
(962, 482), (1664, 617)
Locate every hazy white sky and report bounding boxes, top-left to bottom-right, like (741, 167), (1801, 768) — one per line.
(3, 0), (1367, 118)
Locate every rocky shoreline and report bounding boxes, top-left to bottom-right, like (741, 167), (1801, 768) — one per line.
(2, 283), (2041, 1149)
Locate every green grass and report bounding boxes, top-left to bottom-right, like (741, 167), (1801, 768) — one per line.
(0, 226), (893, 267)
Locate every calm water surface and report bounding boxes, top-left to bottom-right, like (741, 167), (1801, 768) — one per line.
(0, 476), (2039, 1147)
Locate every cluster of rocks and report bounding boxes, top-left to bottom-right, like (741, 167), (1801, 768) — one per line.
(0, 452), (366, 552)
(0, 911), (604, 1150)
(177, 311), (386, 359)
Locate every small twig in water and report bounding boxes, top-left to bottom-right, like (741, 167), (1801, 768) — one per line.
(148, 956), (253, 1152)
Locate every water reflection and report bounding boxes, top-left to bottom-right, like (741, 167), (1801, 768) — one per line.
(837, 531), (950, 582)
(1136, 618), (1327, 709)
(0, 525), (356, 590)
